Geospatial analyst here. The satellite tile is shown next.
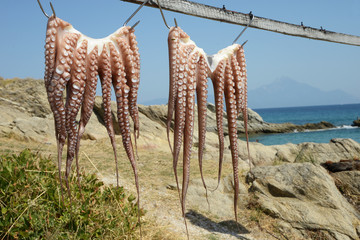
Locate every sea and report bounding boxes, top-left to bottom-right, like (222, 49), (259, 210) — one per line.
(243, 103), (360, 146)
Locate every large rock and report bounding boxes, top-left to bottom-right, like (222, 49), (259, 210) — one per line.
(247, 163), (360, 239)
(0, 78), (51, 118)
(352, 119), (360, 127)
(238, 138), (360, 166)
(331, 170), (360, 212)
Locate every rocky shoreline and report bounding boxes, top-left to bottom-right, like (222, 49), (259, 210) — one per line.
(207, 102), (336, 135)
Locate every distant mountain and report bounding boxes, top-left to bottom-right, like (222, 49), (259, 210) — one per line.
(141, 78), (360, 108)
(247, 78), (360, 109)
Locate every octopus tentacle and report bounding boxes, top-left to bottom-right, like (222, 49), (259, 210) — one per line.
(44, 16), (79, 198)
(44, 16), (58, 89)
(181, 52), (198, 236)
(224, 60), (240, 222)
(109, 42), (126, 187)
(115, 32), (141, 157)
(167, 27), (182, 152)
(172, 51), (187, 199)
(211, 60), (226, 191)
(120, 84), (142, 235)
(231, 53), (242, 119)
(195, 55), (210, 202)
(236, 46), (251, 169)
(75, 46), (99, 185)
(64, 40), (88, 196)
(127, 28), (141, 139)
(98, 45), (119, 187)
(173, 44), (196, 203)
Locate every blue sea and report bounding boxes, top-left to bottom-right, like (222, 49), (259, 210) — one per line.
(243, 103), (360, 145)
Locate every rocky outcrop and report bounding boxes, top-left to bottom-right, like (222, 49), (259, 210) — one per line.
(352, 119), (360, 127)
(247, 163), (360, 239)
(0, 78), (51, 117)
(0, 78), (54, 142)
(331, 170), (360, 212)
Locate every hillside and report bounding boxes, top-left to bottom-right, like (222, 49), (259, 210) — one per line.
(144, 78), (360, 109)
(0, 77), (359, 239)
(248, 78), (360, 109)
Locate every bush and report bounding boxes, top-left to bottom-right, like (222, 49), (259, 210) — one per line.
(0, 149), (141, 239)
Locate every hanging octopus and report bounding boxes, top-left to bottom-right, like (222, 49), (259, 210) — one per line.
(166, 26), (250, 230)
(42, 12), (141, 210)
(209, 43), (250, 223)
(167, 26), (210, 233)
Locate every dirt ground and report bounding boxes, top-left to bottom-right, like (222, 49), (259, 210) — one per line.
(0, 136), (282, 240)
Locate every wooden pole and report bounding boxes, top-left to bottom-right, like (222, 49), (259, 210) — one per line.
(120, 0), (360, 47)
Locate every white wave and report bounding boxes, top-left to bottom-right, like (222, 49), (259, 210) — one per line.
(337, 125), (358, 129)
(294, 125), (359, 133)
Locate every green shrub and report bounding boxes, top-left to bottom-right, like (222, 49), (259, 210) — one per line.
(0, 149), (141, 239)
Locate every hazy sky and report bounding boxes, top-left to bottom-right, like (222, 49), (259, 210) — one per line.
(1, 0), (360, 106)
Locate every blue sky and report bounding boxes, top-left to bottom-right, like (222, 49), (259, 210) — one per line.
(1, 0), (360, 107)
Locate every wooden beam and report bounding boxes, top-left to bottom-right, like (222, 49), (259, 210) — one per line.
(120, 0), (360, 47)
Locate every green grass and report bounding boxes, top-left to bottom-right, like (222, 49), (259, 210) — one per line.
(0, 149), (141, 239)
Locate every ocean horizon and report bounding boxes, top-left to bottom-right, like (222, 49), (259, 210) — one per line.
(244, 103), (360, 145)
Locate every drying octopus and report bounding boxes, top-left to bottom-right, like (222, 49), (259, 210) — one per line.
(43, 13), (141, 206)
(166, 26), (250, 228)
